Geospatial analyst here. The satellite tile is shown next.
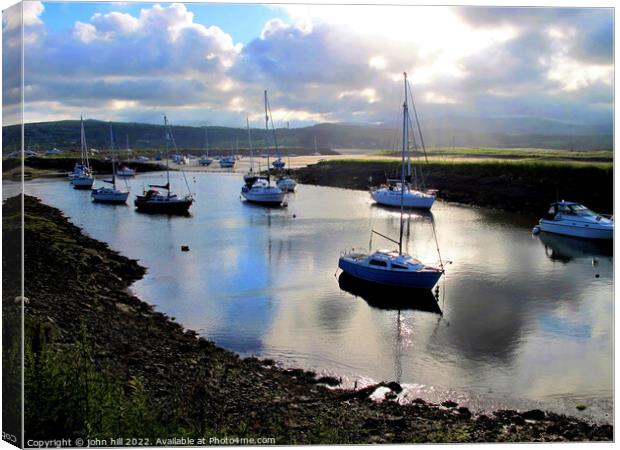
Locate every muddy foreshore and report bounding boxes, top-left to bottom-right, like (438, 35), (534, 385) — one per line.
(292, 160), (613, 215)
(4, 195), (612, 444)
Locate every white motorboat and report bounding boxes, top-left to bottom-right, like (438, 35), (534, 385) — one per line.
(240, 91), (285, 206)
(92, 123), (130, 204)
(135, 115), (194, 214)
(535, 201), (613, 240)
(71, 116), (94, 189)
(338, 73), (444, 290)
(371, 182), (435, 209)
(276, 176), (297, 192)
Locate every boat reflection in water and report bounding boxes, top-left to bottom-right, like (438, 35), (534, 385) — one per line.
(337, 271), (441, 314)
(537, 231), (613, 263)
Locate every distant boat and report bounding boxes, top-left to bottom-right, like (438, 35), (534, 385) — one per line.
(370, 76), (435, 210)
(92, 123), (130, 204)
(71, 116), (95, 189)
(198, 126), (213, 166)
(534, 201), (613, 240)
(338, 73), (444, 290)
(241, 91), (286, 206)
(116, 135), (136, 177)
(219, 138), (237, 168)
(276, 154), (297, 192)
(134, 115), (194, 214)
(46, 148), (61, 155)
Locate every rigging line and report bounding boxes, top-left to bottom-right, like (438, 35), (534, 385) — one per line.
(429, 216), (445, 272)
(167, 120), (194, 197)
(406, 79), (429, 164)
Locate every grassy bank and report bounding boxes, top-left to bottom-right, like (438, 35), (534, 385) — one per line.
(379, 147), (613, 162)
(3, 195), (612, 444)
(293, 159), (613, 214)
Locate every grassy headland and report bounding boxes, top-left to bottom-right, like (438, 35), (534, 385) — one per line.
(1, 194), (612, 444)
(292, 159), (613, 214)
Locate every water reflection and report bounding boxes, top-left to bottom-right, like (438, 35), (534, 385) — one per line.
(337, 272), (441, 314)
(537, 231), (613, 262)
(4, 173), (612, 420)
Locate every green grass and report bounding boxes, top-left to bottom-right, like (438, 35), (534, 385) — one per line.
(379, 146), (613, 162)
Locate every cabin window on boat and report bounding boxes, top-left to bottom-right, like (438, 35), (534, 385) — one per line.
(570, 204), (594, 216)
(392, 263), (407, 270)
(369, 259), (388, 267)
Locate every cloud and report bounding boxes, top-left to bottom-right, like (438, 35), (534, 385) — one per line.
(6, 3), (614, 128)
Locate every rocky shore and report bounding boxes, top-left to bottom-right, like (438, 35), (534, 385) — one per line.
(292, 160), (613, 215)
(5, 194), (612, 444)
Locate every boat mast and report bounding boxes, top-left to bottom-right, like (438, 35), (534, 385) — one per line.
(247, 117), (254, 172)
(205, 126), (210, 158)
(264, 90), (271, 184)
(109, 122), (116, 189)
(399, 73), (409, 255)
(164, 114), (170, 195)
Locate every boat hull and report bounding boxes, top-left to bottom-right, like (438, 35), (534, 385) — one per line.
(338, 257), (442, 289)
(277, 179), (297, 192)
(91, 189), (129, 204)
(71, 177), (94, 189)
(371, 189), (435, 210)
(134, 197), (193, 214)
(538, 219), (613, 240)
(241, 190), (286, 205)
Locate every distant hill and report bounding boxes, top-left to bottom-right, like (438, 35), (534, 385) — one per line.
(2, 118), (612, 153)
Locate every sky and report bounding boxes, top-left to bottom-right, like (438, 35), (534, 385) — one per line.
(2, 1), (614, 128)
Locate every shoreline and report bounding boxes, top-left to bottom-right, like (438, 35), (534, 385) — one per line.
(290, 159), (613, 215)
(5, 194), (613, 443)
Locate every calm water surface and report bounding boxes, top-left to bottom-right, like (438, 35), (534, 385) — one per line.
(7, 172), (613, 421)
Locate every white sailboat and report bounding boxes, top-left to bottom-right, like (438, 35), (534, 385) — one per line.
(241, 91), (286, 206)
(198, 126), (213, 166)
(371, 75), (435, 210)
(339, 73), (444, 290)
(134, 115), (194, 214)
(71, 116), (95, 189)
(276, 154), (297, 192)
(91, 123), (130, 204)
(116, 134), (136, 177)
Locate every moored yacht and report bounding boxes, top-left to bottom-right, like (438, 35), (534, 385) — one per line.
(92, 123), (130, 204)
(535, 201), (613, 240)
(71, 116), (94, 189)
(198, 127), (213, 166)
(371, 182), (434, 209)
(134, 115), (194, 214)
(240, 91), (286, 206)
(338, 73), (445, 290)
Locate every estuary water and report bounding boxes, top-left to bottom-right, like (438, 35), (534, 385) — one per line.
(6, 171), (613, 422)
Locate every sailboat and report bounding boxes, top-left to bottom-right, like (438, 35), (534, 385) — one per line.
(219, 138), (236, 168)
(338, 73), (444, 290)
(134, 115), (194, 214)
(241, 91), (286, 206)
(91, 123), (130, 203)
(198, 126), (213, 166)
(370, 74), (435, 210)
(71, 116), (95, 189)
(276, 154), (297, 192)
(116, 134), (136, 177)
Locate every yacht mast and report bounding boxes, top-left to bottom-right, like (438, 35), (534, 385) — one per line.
(264, 90), (271, 184)
(399, 73), (409, 255)
(247, 117), (254, 172)
(109, 122), (116, 189)
(164, 115), (170, 195)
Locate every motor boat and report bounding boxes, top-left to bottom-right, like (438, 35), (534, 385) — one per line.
(371, 182), (435, 210)
(276, 176), (297, 192)
(198, 155), (213, 166)
(241, 178), (286, 206)
(534, 201), (613, 240)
